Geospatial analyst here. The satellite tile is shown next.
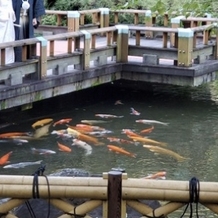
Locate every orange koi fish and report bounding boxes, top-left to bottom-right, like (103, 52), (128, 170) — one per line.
(122, 129), (142, 138)
(107, 137), (137, 145)
(32, 118), (53, 129)
(53, 118), (72, 127)
(0, 132), (31, 138)
(143, 171), (166, 180)
(78, 133), (104, 146)
(107, 145), (136, 158)
(95, 114), (124, 119)
(76, 124), (105, 131)
(67, 127), (104, 145)
(130, 107), (140, 116)
(143, 145), (186, 161)
(57, 142), (72, 152)
(140, 126), (154, 134)
(0, 151), (13, 165)
(67, 125), (90, 134)
(129, 136), (167, 147)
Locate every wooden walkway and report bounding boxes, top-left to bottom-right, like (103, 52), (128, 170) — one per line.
(0, 23), (218, 111)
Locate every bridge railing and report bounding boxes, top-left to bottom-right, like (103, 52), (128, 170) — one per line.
(39, 9), (170, 35)
(0, 23), (217, 85)
(0, 171), (218, 217)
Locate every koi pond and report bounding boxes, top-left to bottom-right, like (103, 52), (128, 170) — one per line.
(1, 80), (218, 217)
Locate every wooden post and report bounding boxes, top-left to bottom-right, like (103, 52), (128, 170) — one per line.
(145, 10), (153, 38)
(116, 25), (129, 62)
(81, 30), (91, 70)
(163, 13), (168, 27)
(36, 36), (47, 79)
(170, 16), (185, 47)
(99, 8), (110, 29)
(67, 11), (80, 32)
(0, 49), (5, 66)
(213, 26), (218, 59)
(177, 28), (193, 67)
(107, 170), (122, 218)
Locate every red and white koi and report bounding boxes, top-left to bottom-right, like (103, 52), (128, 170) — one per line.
(114, 100), (123, 105)
(53, 118), (72, 127)
(106, 137), (138, 145)
(143, 171), (167, 180)
(130, 108), (140, 116)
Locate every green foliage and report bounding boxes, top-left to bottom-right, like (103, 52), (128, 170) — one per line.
(41, 15), (57, 25)
(43, 0), (218, 26)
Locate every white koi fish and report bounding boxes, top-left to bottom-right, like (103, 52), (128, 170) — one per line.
(3, 160), (43, 169)
(72, 139), (92, 156)
(95, 114), (124, 119)
(136, 119), (168, 126)
(31, 148), (56, 155)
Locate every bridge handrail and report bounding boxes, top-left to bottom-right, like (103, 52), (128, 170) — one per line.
(128, 26), (178, 33)
(181, 17), (218, 22)
(190, 23), (218, 33)
(45, 9), (101, 15)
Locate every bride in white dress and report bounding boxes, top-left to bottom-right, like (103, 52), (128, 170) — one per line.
(0, 0), (16, 64)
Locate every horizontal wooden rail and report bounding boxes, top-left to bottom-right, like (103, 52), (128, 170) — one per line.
(181, 17), (218, 22)
(0, 175), (217, 203)
(190, 24), (217, 33)
(128, 26), (178, 33)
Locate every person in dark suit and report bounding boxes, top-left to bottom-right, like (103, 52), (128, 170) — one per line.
(12, 0), (45, 61)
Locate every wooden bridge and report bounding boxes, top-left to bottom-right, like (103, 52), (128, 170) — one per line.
(1, 170), (218, 217)
(1, 9), (218, 111)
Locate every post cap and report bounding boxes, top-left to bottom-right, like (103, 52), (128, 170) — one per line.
(115, 25), (129, 34)
(178, 28), (193, 37)
(36, 36), (47, 46)
(171, 15), (185, 24)
(99, 8), (110, 15)
(67, 11), (80, 18)
(81, 30), (91, 39)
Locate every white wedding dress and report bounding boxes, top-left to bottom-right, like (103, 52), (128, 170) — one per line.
(0, 0), (16, 64)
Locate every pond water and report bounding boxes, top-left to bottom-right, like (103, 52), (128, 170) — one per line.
(1, 80), (218, 217)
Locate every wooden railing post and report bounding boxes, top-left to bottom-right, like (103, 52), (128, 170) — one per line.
(99, 8), (110, 29)
(213, 25), (218, 60)
(36, 36), (48, 79)
(170, 16), (185, 47)
(67, 11), (80, 32)
(81, 30), (91, 70)
(145, 10), (153, 38)
(116, 25), (129, 62)
(177, 28), (193, 67)
(107, 170), (122, 218)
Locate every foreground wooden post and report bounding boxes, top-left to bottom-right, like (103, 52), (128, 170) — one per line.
(170, 16), (185, 47)
(108, 170), (122, 218)
(177, 28), (193, 67)
(116, 25), (129, 62)
(145, 10), (153, 38)
(81, 30), (91, 70)
(36, 36), (48, 78)
(67, 11), (80, 32)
